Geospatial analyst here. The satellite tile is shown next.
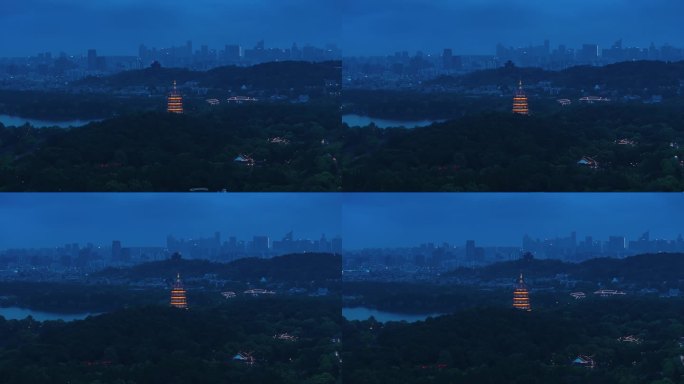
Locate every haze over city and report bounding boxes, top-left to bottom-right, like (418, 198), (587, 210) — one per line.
(0, 193), (342, 249)
(342, 193), (684, 250)
(2, 0), (341, 56)
(342, 0), (684, 56)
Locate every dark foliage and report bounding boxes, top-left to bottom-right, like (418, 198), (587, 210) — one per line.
(343, 298), (684, 384)
(343, 104), (684, 191)
(0, 90), (160, 120)
(0, 103), (342, 191)
(0, 297), (340, 384)
(0, 282), (168, 313)
(344, 281), (510, 313)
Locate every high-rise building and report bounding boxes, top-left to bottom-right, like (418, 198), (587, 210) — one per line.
(167, 81), (183, 114)
(512, 81), (529, 115)
(252, 236), (270, 254)
(87, 49), (97, 70)
(513, 273), (531, 311)
(606, 236), (626, 256)
(170, 273), (188, 309)
(465, 240), (475, 259)
(186, 40), (193, 58)
(331, 236), (343, 254)
(579, 44), (599, 62)
(225, 44), (242, 61)
(465, 240), (485, 262)
(319, 234), (330, 252)
(442, 48), (453, 69)
(111, 240), (122, 261)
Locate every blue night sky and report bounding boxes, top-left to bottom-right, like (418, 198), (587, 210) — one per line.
(342, 0), (684, 56)
(342, 193), (684, 250)
(1, 0), (341, 56)
(0, 193), (341, 249)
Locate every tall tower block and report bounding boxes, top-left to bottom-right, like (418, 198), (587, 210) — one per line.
(170, 273), (188, 309)
(513, 273), (531, 311)
(512, 81), (529, 115)
(167, 81), (184, 114)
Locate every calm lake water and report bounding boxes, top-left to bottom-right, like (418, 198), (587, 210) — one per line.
(342, 306), (442, 323)
(0, 114), (99, 128)
(342, 114), (441, 129)
(0, 306), (98, 322)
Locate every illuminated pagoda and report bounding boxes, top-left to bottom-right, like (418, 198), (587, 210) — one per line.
(170, 273), (188, 309)
(512, 273), (531, 311)
(512, 81), (529, 115)
(167, 80), (183, 114)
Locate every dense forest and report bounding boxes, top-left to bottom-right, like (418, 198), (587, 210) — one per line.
(344, 253), (684, 314)
(0, 282), (169, 313)
(344, 61), (684, 120)
(342, 61), (684, 191)
(0, 297), (341, 384)
(343, 298), (684, 384)
(343, 103), (684, 191)
(3, 60), (684, 191)
(0, 61), (339, 121)
(342, 90), (520, 121)
(0, 102), (342, 191)
(0, 253), (340, 313)
(343, 279), (616, 316)
(0, 254), (342, 382)
(0, 280), (286, 314)
(344, 281), (512, 314)
(0, 90), (162, 120)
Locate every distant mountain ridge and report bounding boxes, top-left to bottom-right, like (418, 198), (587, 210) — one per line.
(95, 252), (341, 282)
(76, 60), (341, 90)
(447, 252), (684, 283)
(429, 60), (684, 93)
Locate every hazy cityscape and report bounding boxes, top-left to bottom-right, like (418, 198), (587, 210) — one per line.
(343, 39), (684, 88)
(0, 39), (341, 94)
(0, 40), (341, 78)
(4, 0), (684, 382)
(343, 231), (684, 282)
(0, 230), (342, 280)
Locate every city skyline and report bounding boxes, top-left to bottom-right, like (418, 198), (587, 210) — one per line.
(2, 0), (341, 57)
(346, 230), (684, 252)
(0, 229), (341, 252)
(342, 193), (684, 250)
(342, 0), (684, 56)
(0, 193), (342, 250)
(1, 39), (340, 60)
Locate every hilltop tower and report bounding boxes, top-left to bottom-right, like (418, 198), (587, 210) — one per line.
(167, 80), (183, 114)
(170, 273), (188, 309)
(513, 273), (531, 311)
(512, 81), (529, 115)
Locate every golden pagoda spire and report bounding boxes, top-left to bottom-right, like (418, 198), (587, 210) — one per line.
(167, 80), (183, 114)
(170, 273), (188, 309)
(513, 273), (531, 311)
(512, 80), (529, 115)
